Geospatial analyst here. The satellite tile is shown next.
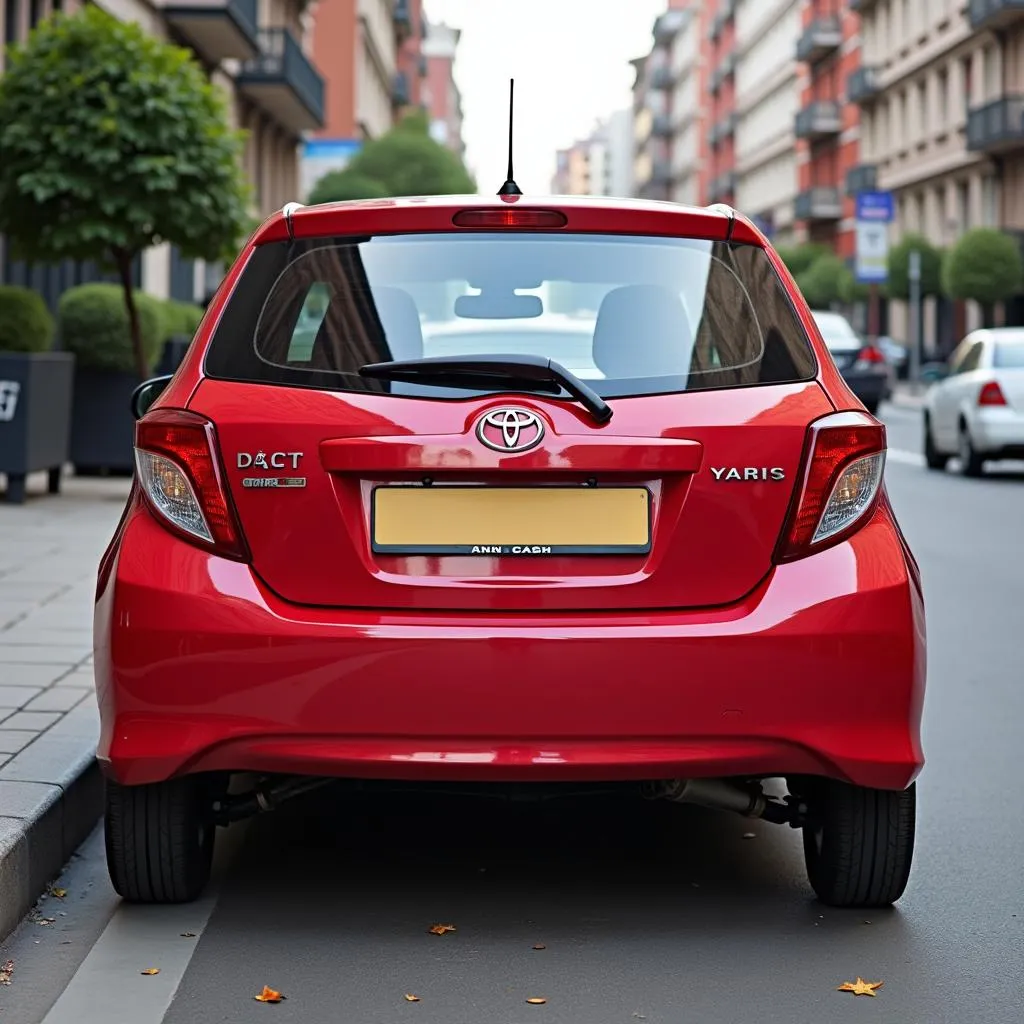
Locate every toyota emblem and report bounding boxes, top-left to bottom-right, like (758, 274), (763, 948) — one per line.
(476, 408), (545, 452)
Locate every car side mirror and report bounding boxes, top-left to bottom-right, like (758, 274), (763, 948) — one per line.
(130, 375), (174, 420)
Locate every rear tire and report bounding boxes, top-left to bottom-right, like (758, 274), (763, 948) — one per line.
(802, 780), (915, 908)
(923, 414), (948, 470)
(105, 776), (216, 903)
(958, 420), (985, 477)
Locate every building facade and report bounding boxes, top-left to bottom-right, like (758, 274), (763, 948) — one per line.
(1, 0), (325, 307)
(421, 19), (465, 160)
(706, 0), (738, 206)
(550, 113), (634, 198)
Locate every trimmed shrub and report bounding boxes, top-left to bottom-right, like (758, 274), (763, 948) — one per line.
(0, 285), (55, 353)
(162, 299), (205, 342)
(58, 284), (164, 373)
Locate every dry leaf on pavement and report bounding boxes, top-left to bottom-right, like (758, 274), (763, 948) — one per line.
(140, 969), (160, 976)
(526, 997), (548, 1004)
(180, 932), (197, 938)
(427, 923), (457, 935)
(49, 888), (67, 899)
(837, 977), (884, 997)
(0, 960), (14, 985)
(532, 943), (546, 950)
(404, 993), (421, 1002)
(254, 985), (286, 1003)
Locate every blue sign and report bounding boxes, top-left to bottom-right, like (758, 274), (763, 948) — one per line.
(855, 191), (894, 223)
(303, 138), (363, 160)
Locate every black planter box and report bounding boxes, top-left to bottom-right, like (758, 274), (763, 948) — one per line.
(0, 351), (75, 503)
(70, 367), (140, 477)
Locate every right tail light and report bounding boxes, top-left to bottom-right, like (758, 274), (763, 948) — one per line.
(775, 411), (886, 562)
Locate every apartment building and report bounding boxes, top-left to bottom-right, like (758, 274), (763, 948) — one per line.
(421, 19), (465, 159)
(734, 0), (802, 243)
(550, 113), (634, 198)
(794, 0), (860, 258)
(667, 3), (702, 205)
(0, 0), (325, 307)
(706, 0), (738, 206)
(854, 0), (1024, 344)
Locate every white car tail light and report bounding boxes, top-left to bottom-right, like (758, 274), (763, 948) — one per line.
(775, 411), (887, 562)
(134, 409), (249, 560)
(978, 380), (1007, 406)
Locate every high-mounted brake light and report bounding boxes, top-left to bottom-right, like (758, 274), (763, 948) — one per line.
(452, 209), (568, 229)
(775, 411), (886, 563)
(978, 380), (1007, 406)
(134, 409), (249, 561)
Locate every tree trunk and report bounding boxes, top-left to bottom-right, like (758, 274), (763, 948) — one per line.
(981, 303), (995, 329)
(114, 250), (148, 380)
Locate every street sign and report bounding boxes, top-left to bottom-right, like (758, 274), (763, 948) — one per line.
(855, 190), (893, 284)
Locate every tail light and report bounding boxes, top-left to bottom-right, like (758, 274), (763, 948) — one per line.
(775, 411), (886, 562)
(134, 409), (249, 561)
(978, 380), (1007, 406)
(853, 345), (886, 370)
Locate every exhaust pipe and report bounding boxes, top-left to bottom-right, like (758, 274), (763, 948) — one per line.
(642, 779), (793, 824)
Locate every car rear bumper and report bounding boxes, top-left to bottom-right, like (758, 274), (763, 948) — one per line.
(94, 503), (926, 792)
(972, 408), (1024, 456)
(840, 368), (888, 406)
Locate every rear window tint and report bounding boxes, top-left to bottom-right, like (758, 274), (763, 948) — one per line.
(204, 232), (817, 399)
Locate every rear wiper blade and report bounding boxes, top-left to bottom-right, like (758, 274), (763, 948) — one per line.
(359, 354), (613, 424)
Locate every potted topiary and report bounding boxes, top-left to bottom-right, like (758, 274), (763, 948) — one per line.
(0, 285), (74, 503)
(59, 283), (165, 475)
(155, 299), (205, 375)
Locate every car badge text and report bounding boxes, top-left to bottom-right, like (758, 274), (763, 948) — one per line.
(476, 408), (544, 453)
(711, 467), (786, 481)
(238, 450), (306, 489)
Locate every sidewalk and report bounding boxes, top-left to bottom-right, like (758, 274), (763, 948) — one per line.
(0, 474), (131, 938)
(886, 382), (927, 410)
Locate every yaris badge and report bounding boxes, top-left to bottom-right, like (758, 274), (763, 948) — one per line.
(476, 408), (544, 453)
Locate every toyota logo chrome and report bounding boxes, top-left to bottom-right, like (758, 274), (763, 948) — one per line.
(476, 408), (544, 452)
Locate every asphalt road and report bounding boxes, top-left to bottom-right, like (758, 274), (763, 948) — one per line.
(3, 400), (1023, 1024)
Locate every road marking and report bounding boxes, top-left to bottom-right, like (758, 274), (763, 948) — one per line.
(887, 448), (925, 467)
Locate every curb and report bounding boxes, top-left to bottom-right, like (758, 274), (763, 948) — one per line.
(0, 718), (103, 940)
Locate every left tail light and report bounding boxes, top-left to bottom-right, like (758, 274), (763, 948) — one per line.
(134, 408), (249, 561)
(978, 380), (1007, 406)
(854, 345), (886, 370)
(775, 411), (886, 563)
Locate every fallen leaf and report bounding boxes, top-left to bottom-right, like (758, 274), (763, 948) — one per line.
(0, 960), (13, 985)
(140, 968), (160, 976)
(532, 943), (546, 950)
(49, 888), (67, 899)
(837, 977), (884, 997)
(254, 985), (285, 1003)
(526, 997), (547, 1005)
(403, 993), (420, 1002)
(427, 923), (457, 935)
(180, 932), (197, 938)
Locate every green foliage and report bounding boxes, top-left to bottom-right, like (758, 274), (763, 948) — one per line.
(796, 254), (848, 309)
(942, 228), (1024, 308)
(0, 7), (250, 375)
(776, 243), (831, 278)
(307, 170), (392, 205)
(58, 284), (164, 373)
(0, 285), (55, 353)
(161, 300), (205, 342)
(838, 267), (871, 305)
(887, 233), (943, 299)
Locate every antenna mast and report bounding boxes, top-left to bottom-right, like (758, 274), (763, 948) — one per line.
(498, 78), (523, 196)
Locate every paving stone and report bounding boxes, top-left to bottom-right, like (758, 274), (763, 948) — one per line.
(0, 710), (62, 731)
(0, 627), (94, 647)
(0, 779), (61, 820)
(0, 644), (88, 665)
(0, 664), (78, 688)
(22, 689), (89, 714)
(0, 730), (38, 755)
(0, 685), (44, 708)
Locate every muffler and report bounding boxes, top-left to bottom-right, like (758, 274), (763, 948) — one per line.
(642, 779), (793, 824)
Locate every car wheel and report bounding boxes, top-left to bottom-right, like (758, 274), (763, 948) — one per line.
(802, 779), (915, 908)
(958, 421), (984, 478)
(105, 775), (216, 903)
(923, 414), (948, 470)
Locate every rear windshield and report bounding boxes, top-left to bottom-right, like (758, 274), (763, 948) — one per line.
(993, 341), (1024, 369)
(204, 232), (817, 399)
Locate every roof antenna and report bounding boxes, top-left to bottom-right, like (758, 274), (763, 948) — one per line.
(497, 78), (523, 197)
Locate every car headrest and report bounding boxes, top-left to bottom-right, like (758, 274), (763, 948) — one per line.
(371, 286), (424, 362)
(592, 284), (693, 380)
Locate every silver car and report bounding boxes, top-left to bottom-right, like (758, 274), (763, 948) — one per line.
(923, 328), (1024, 476)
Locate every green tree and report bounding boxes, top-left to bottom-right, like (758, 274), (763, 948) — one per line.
(942, 227), (1024, 327)
(307, 170), (391, 205)
(887, 233), (943, 299)
(838, 266), (871, 305)
(796, 253), (847, 309)
(776, 243), (831, 278)
(0, 8), (249, 378)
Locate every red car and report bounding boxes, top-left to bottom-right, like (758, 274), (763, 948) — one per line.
(95, 195), (925, 909)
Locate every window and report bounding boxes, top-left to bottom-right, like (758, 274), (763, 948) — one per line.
(956, 342), (984, 374)
(3, 0), (17, 45)
(993, 340), (1024, 369)
(206, 232), (818, 400)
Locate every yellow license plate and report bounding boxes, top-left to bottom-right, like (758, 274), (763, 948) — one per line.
(371, 486), (651, 556)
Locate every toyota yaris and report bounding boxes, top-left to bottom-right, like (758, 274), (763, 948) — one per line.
(94, 195), (925, 909)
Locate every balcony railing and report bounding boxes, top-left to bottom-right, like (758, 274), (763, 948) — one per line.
(846, 163), (878, 196)
(418, 53), (427, 77)
(794, 100), (842, 140)
(847, 66), (880, 104)
(968, 0), (1024, 30)
(394, 0), (412, 38)
(650, 159), (673, 186)
(966, 95), (1024, 152)
(651, 113), (672, 137)
(650, 65), (673, 90)
(392, 71), (410, 106)
(794, 187), (843, 221)
(709, 171), (737, 202)
(849, 0), (880, 11)
(237, 28), (326, 131)
(796, 16), (842, 64)
(710, 53), (735, 92)
(159, 0), (259, 62)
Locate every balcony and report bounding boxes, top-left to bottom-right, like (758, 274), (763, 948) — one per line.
(846, 163), (878, 196)
(709, 10), (726, 40)
(418, 54), (427, 78)
(794, 187), (843, 221)
(650, 65), (673, 90)
(710, 53), (735, 92)
(794, 100), (842, 140)
(237, 28), (325, 132)
(847, 66), (880, 104)
(967, 95), (1024, 152)
(651, 113), (672, 137)
(159, 0), (259, 63)
(796, 16), (842, 64)
(394, 0), (412, 40)
(709, 171), (737, 202)
(651, 159), (673, 186)
(392, 71), (410, 106)
(849, 0), (879, 11)
(969, 0), (1024, 30)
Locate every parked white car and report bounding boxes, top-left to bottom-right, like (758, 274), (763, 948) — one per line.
(923, 328), (1024, 476)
